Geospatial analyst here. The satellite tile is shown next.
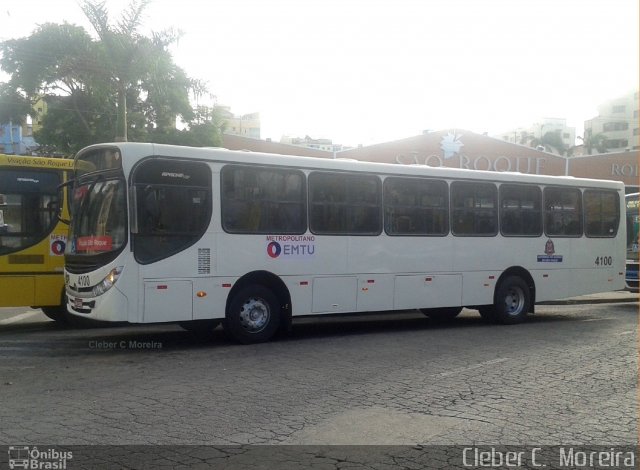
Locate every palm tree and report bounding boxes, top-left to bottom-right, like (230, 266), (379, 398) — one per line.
(80, 0), (191, 141)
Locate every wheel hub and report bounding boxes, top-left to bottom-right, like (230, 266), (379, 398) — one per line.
(239, 298), (270, 332)
(505, 287), (525, 315)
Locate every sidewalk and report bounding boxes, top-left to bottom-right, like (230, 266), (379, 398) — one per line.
(540, 290), (639, 305)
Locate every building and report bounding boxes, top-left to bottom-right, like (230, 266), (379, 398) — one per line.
(0, 121), (38, 155)
(221, 134), (332, 158)
(219, 107), (261, 139)
(280, 135), (347, 153)
(221, 130), (639, 192)
(31, 96), (48, 134)
(584, 90), (639, 154)
(494, 118), (576, 154)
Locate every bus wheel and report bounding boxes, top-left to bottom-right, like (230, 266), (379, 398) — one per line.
(224, 285), (280, 344)
(493, 276), (531, 324)
(41, 306), (69, 323)
(420, 307), (462, 322)
(41, 291), (72, 323)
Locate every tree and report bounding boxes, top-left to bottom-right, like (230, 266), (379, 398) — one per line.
(578, 133), (608, 155)
(540, 131), (567, 156)
(0, 83), (32, 125)
(0, 0), (221, 153)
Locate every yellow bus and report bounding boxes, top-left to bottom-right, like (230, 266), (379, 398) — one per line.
(0, 154), (74, 322)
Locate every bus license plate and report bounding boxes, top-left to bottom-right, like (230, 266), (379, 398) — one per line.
(74, 297), (83, 309)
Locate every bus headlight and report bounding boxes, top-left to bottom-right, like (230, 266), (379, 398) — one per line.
(92, 266), (123, 297)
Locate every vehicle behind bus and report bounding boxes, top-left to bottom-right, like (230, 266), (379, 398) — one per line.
(625, 193), (639, 292)
(0, 154), (74, 322)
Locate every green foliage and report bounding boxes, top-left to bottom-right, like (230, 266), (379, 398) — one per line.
(0, 0), (221, 153)
(0, 83), (32, 124)
(578, 133), (608, 154)
(540, 131), (567, 155)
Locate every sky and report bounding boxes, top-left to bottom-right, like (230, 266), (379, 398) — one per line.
(2, 0), (639, 147)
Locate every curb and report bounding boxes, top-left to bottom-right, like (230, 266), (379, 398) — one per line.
(539, 297), (639, 306)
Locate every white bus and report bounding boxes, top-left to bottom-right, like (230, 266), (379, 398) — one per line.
(64, 143), (626, 343)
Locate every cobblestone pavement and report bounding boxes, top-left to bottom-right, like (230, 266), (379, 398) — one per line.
(0, 303), (636, 450)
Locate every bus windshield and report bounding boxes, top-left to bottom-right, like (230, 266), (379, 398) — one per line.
(67, 177), (127, 255)
(0, 169), (60, 255)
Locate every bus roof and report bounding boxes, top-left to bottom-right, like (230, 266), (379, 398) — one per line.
(78, 142), (625, 191)
(0, 154), (75, 170)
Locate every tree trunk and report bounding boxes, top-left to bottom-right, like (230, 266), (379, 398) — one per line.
(115, 83), (127, 142)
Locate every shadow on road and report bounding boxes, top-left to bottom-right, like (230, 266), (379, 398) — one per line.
(0, 306), (615, 358)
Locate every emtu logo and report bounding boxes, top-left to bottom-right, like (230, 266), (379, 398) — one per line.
(440, 132), (464, 159)
(267, 242), (282, 258)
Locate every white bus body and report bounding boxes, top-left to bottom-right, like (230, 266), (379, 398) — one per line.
(64, 143), (626, 343)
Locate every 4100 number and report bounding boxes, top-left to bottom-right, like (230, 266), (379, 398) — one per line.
(594, 256), (613, 266)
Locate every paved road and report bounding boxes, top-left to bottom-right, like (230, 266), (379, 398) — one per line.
(0, 303), (636, 448)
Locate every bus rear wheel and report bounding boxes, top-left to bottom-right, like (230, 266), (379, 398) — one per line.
(420, 307), (462, 322)
(491, 276), (532, 324)
(224, 285), (280, 344)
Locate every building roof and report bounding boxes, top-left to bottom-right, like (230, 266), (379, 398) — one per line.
(221, 134), (332, 158)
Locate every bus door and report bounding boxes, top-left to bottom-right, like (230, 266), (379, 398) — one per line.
(130, 158), (213, 323)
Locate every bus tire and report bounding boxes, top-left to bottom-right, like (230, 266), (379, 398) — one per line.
(224, 285), (280, 344)
(492, 276), (531, 324)
(420, 307), (462, 321)
(41, 306), (69, 323)
(41, 291), (71, 324)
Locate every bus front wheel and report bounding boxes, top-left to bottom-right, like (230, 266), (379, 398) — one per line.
(491, 276), (532, 324)
(224, 285), (281, 344)
(41, 305), (70, 323)
(41, 291), (72, 324)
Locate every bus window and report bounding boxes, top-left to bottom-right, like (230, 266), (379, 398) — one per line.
(499, 184), (542, 237)
(584, 190), (619, 237)
(0, 170), (60, 255)
(309, 172), (381, 235)
(384, 177), (448, 236)
(221, 165), (306, 234)
(132, 160), (211, 264)
(451, 181), (498, 236)
(544, 187), (582, 237)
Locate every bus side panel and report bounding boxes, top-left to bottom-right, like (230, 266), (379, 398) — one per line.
(394, 274), (462, 310)
(571, 236), (626, 294)
(34, 274), (64, 307)
(0, 276), (35, 306)
(0, 233), (64, 307)
(193, 276), (232, 320)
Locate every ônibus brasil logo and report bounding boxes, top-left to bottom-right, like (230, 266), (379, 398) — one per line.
(266, 236), (315, 259)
